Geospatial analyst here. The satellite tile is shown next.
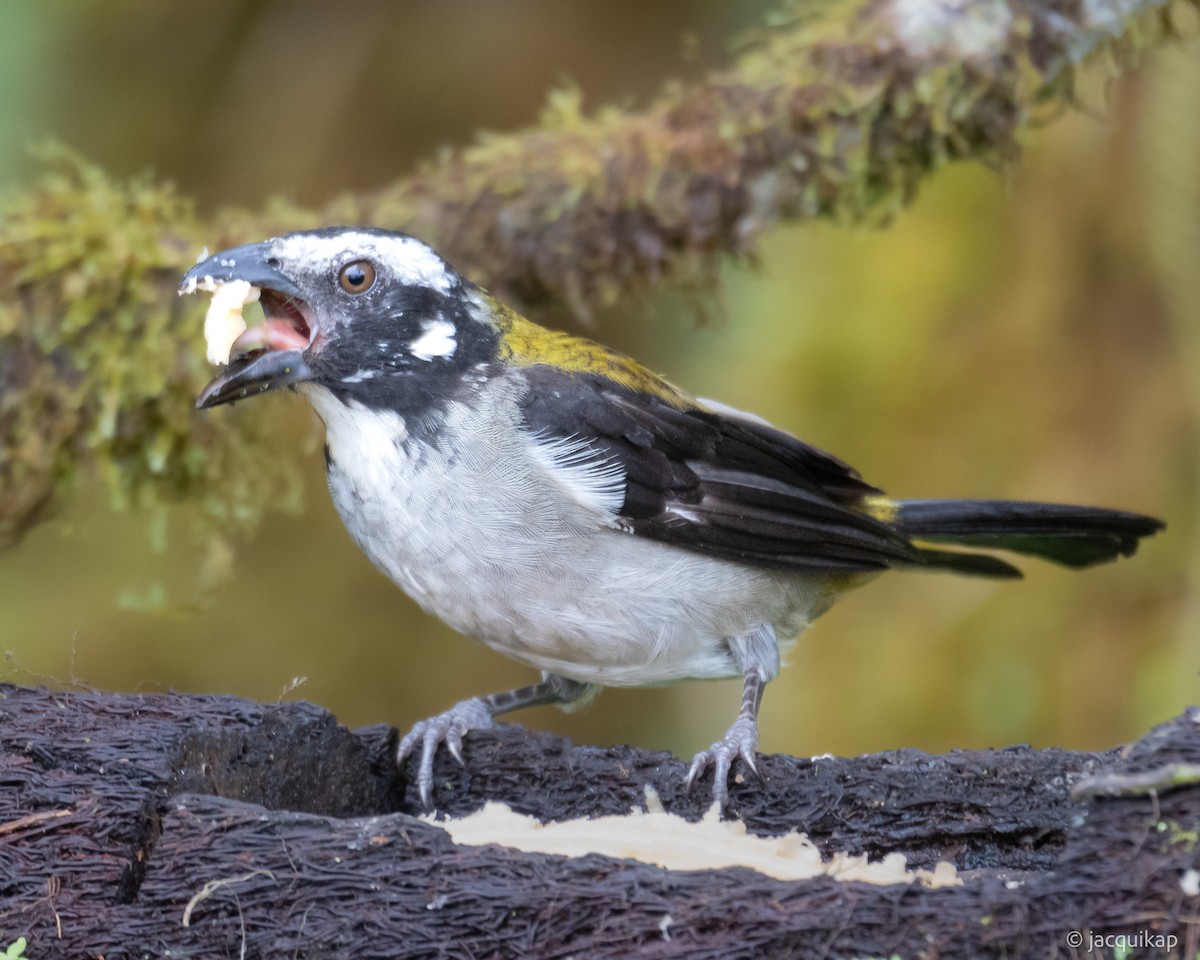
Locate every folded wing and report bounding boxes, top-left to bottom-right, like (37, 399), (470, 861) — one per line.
(518, 366), (919, 573)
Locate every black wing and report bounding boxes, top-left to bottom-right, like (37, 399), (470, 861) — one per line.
(518, 366), (919, 572)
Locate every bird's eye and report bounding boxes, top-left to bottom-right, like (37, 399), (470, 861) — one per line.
(338, 260), (376, 294)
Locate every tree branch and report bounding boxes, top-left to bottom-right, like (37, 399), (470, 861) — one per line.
(0, 0), (1184, 547)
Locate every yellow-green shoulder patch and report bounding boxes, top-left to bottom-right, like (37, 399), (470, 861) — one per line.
(488, 295), (694, 409)
(861, 495), (899, 524)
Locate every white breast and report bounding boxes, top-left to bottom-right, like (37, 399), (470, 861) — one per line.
(300, 381), (833, 687)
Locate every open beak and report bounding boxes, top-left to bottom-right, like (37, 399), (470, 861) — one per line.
(194, 348), (315, 409)
(181, 243), (317, 409)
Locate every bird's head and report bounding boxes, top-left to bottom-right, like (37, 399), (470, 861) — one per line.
(182, 227), (500, 414)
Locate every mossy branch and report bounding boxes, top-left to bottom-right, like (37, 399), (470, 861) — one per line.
(0, 0), (1184, 550)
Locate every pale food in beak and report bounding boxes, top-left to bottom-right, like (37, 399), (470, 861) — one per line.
(202, 280), (261, 365)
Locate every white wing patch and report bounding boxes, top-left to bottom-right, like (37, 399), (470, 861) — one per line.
(409, 318), (457, 361)
(697, 397), (773, 428)
(526, 432), (626, 519)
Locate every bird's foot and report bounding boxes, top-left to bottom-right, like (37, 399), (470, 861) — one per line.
(685, 713), (760, 811)
(396, 697), (495, 811)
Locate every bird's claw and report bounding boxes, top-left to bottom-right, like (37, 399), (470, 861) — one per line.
(396, 697), (495, 811)
(685, 713), (760, 811)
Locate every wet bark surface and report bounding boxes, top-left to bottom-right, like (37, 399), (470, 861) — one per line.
(1, 684), (1195, 958)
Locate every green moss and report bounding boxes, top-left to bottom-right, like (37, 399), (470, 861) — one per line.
(1156, 818), (1199, 849)
(0, 146), (302, 552)
(353, 0), (1182, 325)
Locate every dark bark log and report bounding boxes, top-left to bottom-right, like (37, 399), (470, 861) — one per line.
(0, 684), (1195, 958)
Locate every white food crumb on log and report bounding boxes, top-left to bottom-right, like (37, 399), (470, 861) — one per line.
(433, 800), (963, 887)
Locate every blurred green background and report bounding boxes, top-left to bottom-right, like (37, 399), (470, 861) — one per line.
(0, 1), (1195, 762)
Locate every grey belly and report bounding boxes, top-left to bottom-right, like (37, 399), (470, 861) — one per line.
(305, 382), (841, 688)
(326, 458), (830, 687)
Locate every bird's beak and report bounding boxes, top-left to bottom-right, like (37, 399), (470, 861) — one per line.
(181, 243), (317, 409)
(194, 348), (315, 409)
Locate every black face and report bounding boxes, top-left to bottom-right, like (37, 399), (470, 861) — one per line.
(183, 227), (500, 417)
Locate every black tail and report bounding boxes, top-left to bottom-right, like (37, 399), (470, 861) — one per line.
(895, 499), (1164, 578)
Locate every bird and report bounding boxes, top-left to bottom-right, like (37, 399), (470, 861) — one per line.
(181, 226), (1164, 812)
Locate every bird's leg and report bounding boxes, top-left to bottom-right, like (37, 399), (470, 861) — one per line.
(397, 673), (595, 811)
(686, 624), (779, 811)
(685, 670), (766, 809)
